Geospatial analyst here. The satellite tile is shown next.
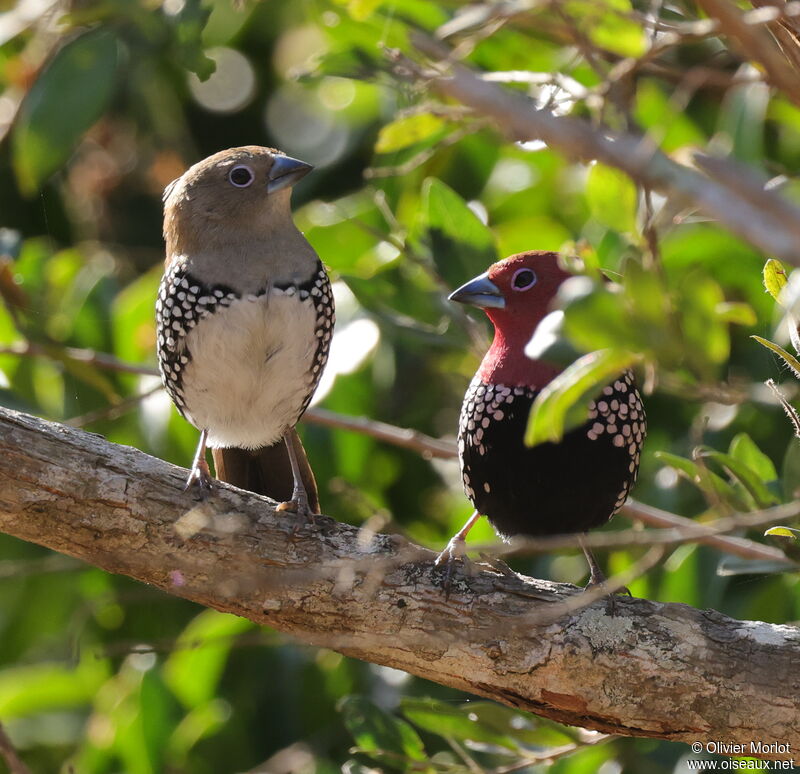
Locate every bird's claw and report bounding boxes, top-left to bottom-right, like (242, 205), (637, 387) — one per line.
(434, 536), (470, 597)
(479, 552), (516, 578)
(278, 492), (317, 532)
(184, 461), (213, 499)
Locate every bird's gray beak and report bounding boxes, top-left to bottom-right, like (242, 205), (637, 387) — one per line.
(448, 272), (506, 310)
(267, 155), (313, 194)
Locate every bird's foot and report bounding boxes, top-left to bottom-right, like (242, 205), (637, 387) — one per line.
(277, 490), (317, 530)
(583, 566), (632, 597)
(434, 536), (471, 597)
(183, 459), (213, 499)
(583, 569), (632, 616)
(479, 552), (516, 578)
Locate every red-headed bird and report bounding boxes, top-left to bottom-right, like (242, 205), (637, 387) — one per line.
(438, 251), (645, 584)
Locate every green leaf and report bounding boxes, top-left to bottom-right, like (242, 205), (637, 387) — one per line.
(164, 610), (254, 709)
(697, 448), (780, 509)
(565, 0), (646, 57)
(678, 272), (729, 376)
(338, 696), (426, 763)
(347, 0), (385, 21)
(586, 163), (638, 233)
(728, 433), (778, 482)
(763, 258), (789, 303)
(12, 28), (120, 194)
(400, 698), (519, 749)
(634, 81), (705, 152)
(561, 281), (638, 353)
(525, 349), (640, 446)
(751, 335), (800, 378)
(170, 0), (216, 80)
(782, 440), (800, 500)
(715, 302), (756, 326)
(375, 113), (447, 153)
(764, 526), (800, 540)
(717, 556), (797, 576)
(420, 178), (498, 288)
(718, 80), (769, 164)
(0, 654), (109, 717)
(654, 451), (750, 509)
(168, 699), (231, 759)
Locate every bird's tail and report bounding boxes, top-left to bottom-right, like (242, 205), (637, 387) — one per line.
(210, 427), (320, 514)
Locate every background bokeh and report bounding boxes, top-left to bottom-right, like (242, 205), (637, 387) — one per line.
(1, 0), (799, 771)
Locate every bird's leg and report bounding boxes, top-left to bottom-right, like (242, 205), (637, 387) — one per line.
(276, 431), (314, 523)
(435, 510), (481, 590)
(579, 534), (607, 588)
(184, 429), (213, 495)
(579, 534), (631, 597)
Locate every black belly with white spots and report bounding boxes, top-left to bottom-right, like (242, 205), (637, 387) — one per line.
(458, 373), (645, 538)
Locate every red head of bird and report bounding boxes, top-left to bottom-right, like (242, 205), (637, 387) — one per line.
(449, 251), (571, 388)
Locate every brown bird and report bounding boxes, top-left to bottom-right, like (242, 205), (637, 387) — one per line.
(156, 146), (334, 515)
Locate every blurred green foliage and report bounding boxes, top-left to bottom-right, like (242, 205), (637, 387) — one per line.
(1, 0), (800, 771)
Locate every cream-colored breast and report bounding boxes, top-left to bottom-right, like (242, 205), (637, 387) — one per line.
(180, 292), (318, 449)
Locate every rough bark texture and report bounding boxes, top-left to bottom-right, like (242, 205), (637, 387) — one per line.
(0, 406), (798, 759)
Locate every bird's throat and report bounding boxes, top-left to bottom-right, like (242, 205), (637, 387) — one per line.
(477, 321), (560, 389)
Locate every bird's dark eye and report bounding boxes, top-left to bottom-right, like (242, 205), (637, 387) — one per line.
(228, 165), (254, 188)
(511, 268), (537, 291)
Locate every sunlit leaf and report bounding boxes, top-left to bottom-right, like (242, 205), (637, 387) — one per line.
(0, 655), (109, 717)
(12, 28), (120, 194)
(419, 178), (498, 288)
(763, 258), (789, 303)
(728, 433), (778, 483)
(338, 696), (426, 764)
(653, 451), (748, 510)
(751, 335), (800, 378)
(764, 526), (800, 540)
(401, 697), (519, 749)
(586, 163), (638, 233)
(375, 113), (447, 153)
(715, 302), (756, 326)
(347, 0), (384, 21)
(697, 448), (780, 509)
(564, 0), (646, 57)
(525, 349), (640, 446)
(164, 610), (254, 709)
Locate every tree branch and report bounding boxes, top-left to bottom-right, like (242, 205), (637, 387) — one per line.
(393, 36), (800, 266)
(0, 406), (798, 758)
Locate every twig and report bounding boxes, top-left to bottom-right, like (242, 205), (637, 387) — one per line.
(524, 546), (668, 625)
(0, 721), (31, 774)
(0, 341), (159, 376)
(765, 378), (800, 438)
(469, 500), (800, 560)
(696, 0), (800, 107)
(66, 383), (164, 427)
(304, 407), (456, 459)
(392, 35), (800, 265)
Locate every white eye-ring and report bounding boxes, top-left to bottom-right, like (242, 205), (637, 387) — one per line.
(512, 267), (537, 291)
(228, 165), (254, 188)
